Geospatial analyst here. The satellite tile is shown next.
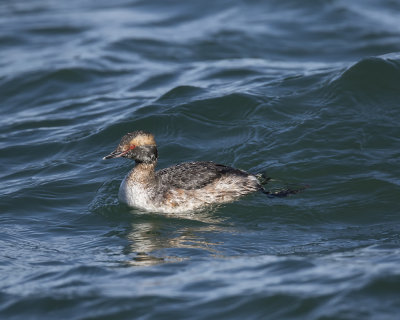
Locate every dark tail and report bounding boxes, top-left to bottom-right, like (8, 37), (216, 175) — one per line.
(260, 186), (308, 198)
(255, 172), (309, 198)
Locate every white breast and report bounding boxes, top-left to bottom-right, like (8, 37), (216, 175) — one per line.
(118, 175), (158, 211)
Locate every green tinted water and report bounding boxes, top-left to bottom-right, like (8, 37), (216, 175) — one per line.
(1, 1), (400, 319)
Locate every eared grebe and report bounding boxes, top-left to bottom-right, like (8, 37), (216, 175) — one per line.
(103, 130), (293, 213)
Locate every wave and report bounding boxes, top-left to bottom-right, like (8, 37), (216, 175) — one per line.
(337, 56), (400, 92)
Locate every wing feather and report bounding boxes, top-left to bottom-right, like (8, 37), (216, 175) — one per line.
(155, 161), (249, 190)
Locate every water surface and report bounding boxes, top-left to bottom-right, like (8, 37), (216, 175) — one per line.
(1, 0), (400, 319)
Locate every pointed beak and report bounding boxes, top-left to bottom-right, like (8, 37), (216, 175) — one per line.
(103, 149), (126, 160)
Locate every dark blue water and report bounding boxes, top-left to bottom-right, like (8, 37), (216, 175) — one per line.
(1, 0), (400, 319)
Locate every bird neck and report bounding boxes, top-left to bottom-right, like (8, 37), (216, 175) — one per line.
(129, 161), (157, 183)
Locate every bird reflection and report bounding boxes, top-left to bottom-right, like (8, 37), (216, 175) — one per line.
(123, 209), (229, 266)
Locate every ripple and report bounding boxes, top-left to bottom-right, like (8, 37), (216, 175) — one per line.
(1, 1), (400, 319)
(157, 85), (207, 102)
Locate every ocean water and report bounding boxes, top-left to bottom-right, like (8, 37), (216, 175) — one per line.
(1, 0), (400, 319)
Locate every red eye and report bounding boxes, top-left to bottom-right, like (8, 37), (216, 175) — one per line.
(129, 145), (136, 150)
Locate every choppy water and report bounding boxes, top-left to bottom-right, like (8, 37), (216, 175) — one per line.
(1, 0), (400, 319)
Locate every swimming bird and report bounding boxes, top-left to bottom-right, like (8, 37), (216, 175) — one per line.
(103, 130), (296, 213)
